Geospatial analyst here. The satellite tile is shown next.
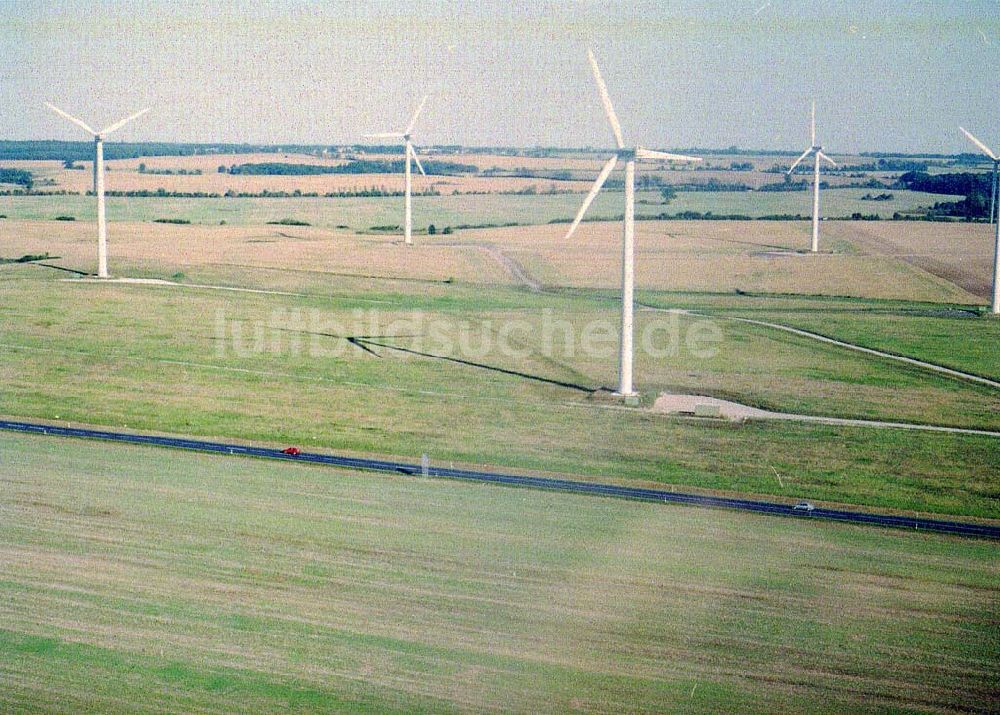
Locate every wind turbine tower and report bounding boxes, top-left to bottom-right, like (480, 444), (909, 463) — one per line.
(46, 103), (150, 278)
(366, 96), (429, 246)
(565, 50), (701, 397)
(959, 127), (1000, 314)
(787, 102), (836, 253)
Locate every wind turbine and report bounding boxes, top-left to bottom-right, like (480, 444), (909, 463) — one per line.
(958, 127), (1000, 314)
(787, 101), (836, 253)
(960, 127), (998, 225)
(45, 103), (150, 278)
(565, 49), (701, 397)
(365, 96), (429, 246)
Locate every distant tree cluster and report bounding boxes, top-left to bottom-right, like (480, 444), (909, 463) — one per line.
(896, 171), (993, 219)
(840, 158), (930, 172)
(99, 187), (440, 199)
(481, 167), (577, 181)
(224, 159), (477, 176)
(0, 140), (355, 162)
(671, 179), (753, 192)
(266, 218), (311, 226)
(138, 163), (203, 175)
(896, 171), (989, 196)
(0, 168), (33, 189)
(103, 189), (223, 198)
(0, 189), (77, 196)
(758, 179), (826, 192)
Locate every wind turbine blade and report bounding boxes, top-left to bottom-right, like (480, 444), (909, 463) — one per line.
(564, 154), (618, 239)
(587, 49), (624, 149)
(44, 102), (96, 135)
(405, 95), (428, 136)
(364, 133), (405, 140)
(409, 145), (426, 176)
(959, 127), (998, 161)
(811, 100), (816, 145)
(818, 151), (837, 167)
(787, 147), (813, 174)
(100, 107), (151, 136)
(636, 148), (702, 163)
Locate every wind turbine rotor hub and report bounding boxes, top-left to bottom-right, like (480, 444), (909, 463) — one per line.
(617, 148), (637, 160)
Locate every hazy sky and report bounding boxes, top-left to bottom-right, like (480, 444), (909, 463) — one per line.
(2, 1), (998, 153)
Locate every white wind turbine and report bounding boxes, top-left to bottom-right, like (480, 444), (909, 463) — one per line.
(365, 96), (429, 246)
(958, 126), (1000, 314)
(565, 49), (701, 397)
(787, 101), (836, 253)
(960, 127), (999, 225)
(45, 103), (150, 278)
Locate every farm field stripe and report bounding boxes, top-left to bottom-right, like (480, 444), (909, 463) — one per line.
(1, 419), (997, 540)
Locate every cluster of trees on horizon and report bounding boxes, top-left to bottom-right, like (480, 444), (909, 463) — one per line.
(0, 168), (32, 189)
(897, 171), (996, 220)
(0, 140), (991, 164)
(222, 159), (477, 176)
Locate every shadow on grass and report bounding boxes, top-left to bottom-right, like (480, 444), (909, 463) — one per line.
(357, 337), (596, 393)
(279, 328), (596, 393)
(35, 262), (91, 276)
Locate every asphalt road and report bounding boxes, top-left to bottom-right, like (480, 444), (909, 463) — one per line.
(1, 419), (997, 540)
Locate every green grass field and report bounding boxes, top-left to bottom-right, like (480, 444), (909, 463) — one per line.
(2, 433), (997, 714)
(1, 264), (998, 519)
(637, 291), (1000, 381)
(0, 188), (958, 230)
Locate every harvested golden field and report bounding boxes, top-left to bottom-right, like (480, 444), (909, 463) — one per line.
(824, 221), (997, 300)
(4, 215), (986, 303)
(0, 220), (510, 284)
(452, 220), (983, 302)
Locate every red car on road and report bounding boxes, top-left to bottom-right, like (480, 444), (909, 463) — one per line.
(281, 447), (301, 456)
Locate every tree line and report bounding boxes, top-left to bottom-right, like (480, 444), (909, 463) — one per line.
(896, 171), (994, 219)
(221, 159), (477, 176)
(0, 168), (33, 188)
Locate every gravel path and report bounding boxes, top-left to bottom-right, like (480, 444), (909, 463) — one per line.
(652, 393), (1000, 437)
(640, 305), (1000, 390)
